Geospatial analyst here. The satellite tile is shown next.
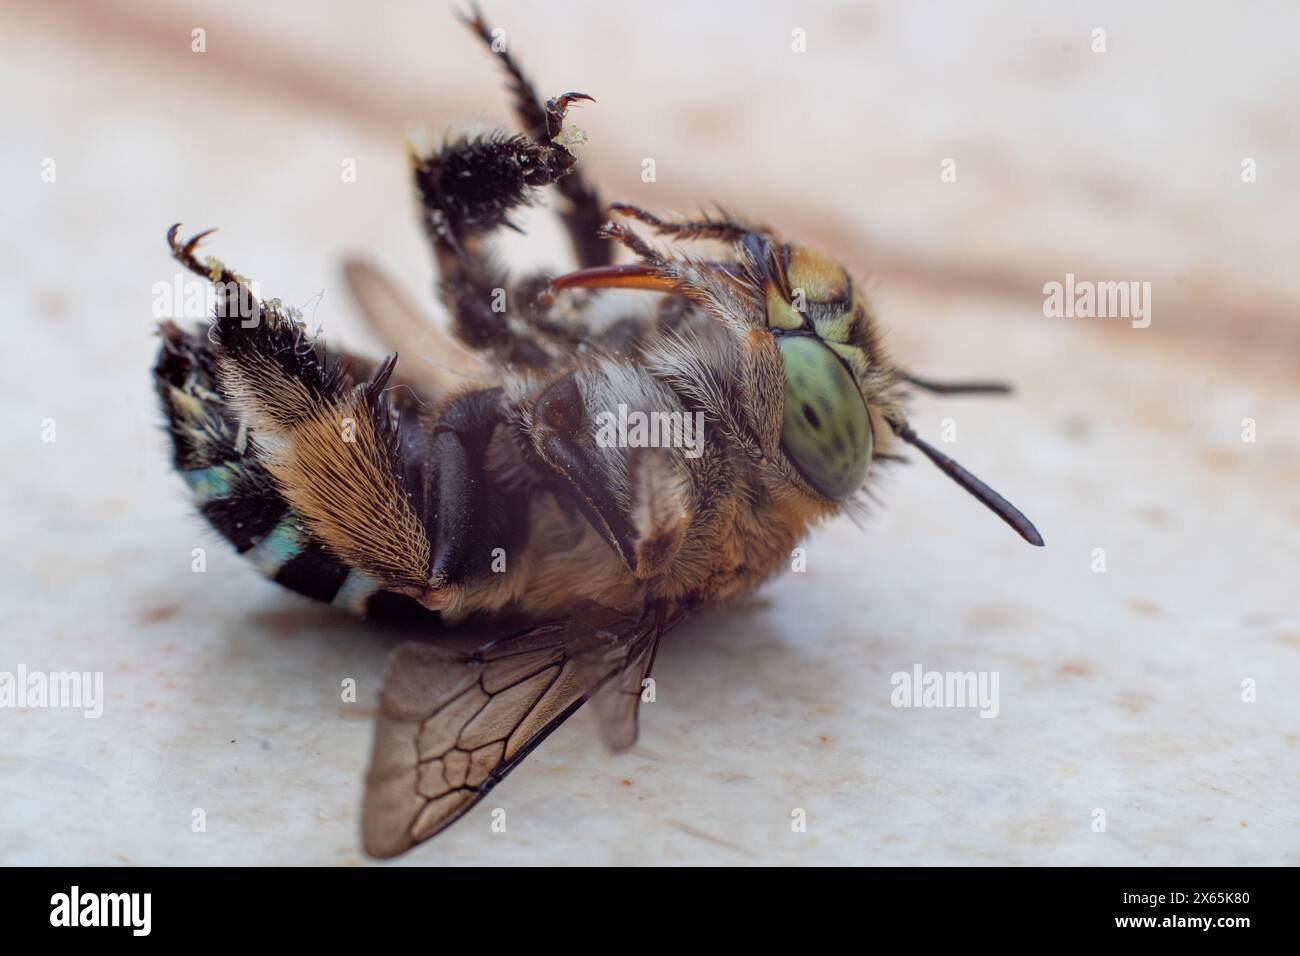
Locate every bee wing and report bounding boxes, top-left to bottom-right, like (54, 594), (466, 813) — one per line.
(341, 257), (493, 395)
(587, 616), (662, 751)
(361, 606), (667, 858)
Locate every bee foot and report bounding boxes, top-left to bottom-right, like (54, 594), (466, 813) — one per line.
(544, 91), (595, 140)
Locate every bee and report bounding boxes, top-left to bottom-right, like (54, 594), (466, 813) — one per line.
(152, 6), (1043, 858)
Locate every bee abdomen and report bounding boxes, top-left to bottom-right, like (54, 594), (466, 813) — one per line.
(195, 479), (286, 553)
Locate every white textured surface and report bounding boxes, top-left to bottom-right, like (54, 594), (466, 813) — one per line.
(2, 0), (1297, 865)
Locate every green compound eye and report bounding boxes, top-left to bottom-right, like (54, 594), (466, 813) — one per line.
(778, 336), (873, 499)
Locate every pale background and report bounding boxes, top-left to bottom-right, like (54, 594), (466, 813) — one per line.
(2, 0), (1297, 865)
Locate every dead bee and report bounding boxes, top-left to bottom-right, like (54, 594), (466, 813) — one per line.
(152, 6), (1042, 858)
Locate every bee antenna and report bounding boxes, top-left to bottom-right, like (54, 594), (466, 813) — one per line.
(888, 418), (1045, 547)
(901, 373), (1012, 396)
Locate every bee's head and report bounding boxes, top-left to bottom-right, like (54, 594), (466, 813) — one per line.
(744, 235), (890, 502)
(742, 234), (1040, 544)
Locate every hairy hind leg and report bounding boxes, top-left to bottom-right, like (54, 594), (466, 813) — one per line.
(413, 112), (593, 367)
(154, 318), (434, 619)
(412, 8), (617, 366)
(161, 227), (527, 613)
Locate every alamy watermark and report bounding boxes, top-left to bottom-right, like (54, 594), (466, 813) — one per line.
(890, 664), (999, 718)
(594, 403), (705, 459)
(50, 886), (150, 936)
(151, 274), (262, 325)
(1043, 273), (1151, 329)
(1, 666), (103, 719)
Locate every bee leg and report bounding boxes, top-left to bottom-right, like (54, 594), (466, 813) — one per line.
(432, 250), (555, 368)
(424, 387), (529, 598)
(414, 122), (581, 253)
(164, 226), (445, 603)
(155, 241), (442, 620)
(529, 373), (638, 571)
(413, 115), (591, 366)
(599, 219), (662, 262)
(460, 3), (612, 268)
(608, 202), (755, 244)
(419, 10), (610, 364)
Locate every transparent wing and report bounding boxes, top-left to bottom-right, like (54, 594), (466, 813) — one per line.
(342, 257), (493, 395)
(588, 621), (661, 751)
(361, 605), (667, 858)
